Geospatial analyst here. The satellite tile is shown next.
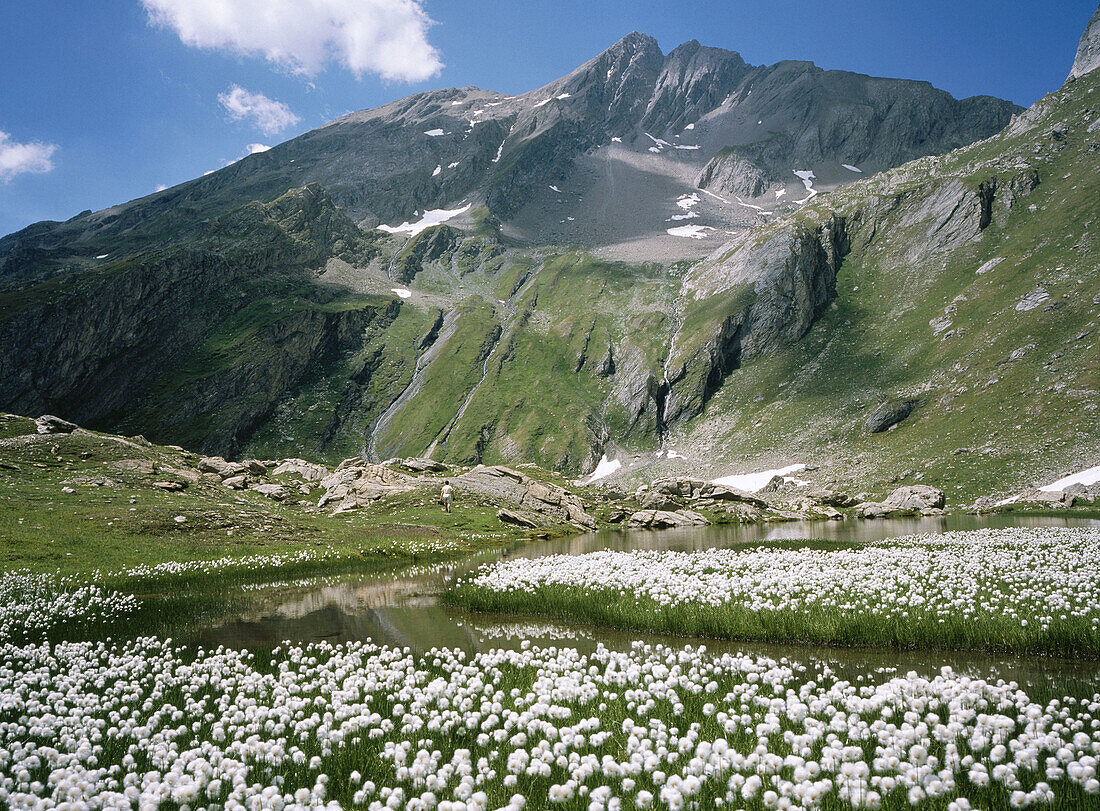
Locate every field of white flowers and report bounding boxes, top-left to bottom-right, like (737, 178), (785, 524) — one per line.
(1, 636), (1097, 810)
(0, 572), (138, 644)
(450, 528), (1100, 655)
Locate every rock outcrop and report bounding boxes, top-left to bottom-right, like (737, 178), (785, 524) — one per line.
(884, 485), (946, 511)
(628, 509), (709, 529)
(1069, 5), (1100, 80)
(455, 465), (597, 529)
(865, 398), (918, 433)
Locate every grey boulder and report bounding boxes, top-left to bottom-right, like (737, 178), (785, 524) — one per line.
(884, 485), (946, 510)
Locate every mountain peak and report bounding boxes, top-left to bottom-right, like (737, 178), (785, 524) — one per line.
(1069, 4), (1100, 80)
(607, 30), (661, 54)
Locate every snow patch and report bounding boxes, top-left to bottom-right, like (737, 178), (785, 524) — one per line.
(644, 132), (673, 151)
(580, 455), (621, 485)
(673, 144), (700, 150)
(842, 164), (863, 173)
(376, 203), (472, 236)
(432, 165), (441, 177)
(775, 188), (787, 199)
(450, 100), (463, 106)
(666, 450), (687, 460)
(667, 212), (699, 221)
(792, 170), (818, 204)
(683, 123), (695, 131)
(549, 185), (561, 193)
(611, 136), (622, 143)
(711, 464), (806, 493)
(448, 161), (460, 169)
(556, 93), (571, 100)
(1039, 464), (1100, 492)
(701, 189), (730, 204)
(735, 196), (772, 214)
(390, 288), (412, 299)
(667, 224), (712, 239)
(95, 254), (109, 259)
(423, 129), (445, 137)
(534, 98), (552, 108)
(491, 141), (505, 163)
(676, 193), (700, 211)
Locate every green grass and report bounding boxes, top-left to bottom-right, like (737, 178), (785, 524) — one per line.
(0, 424), (544, 579)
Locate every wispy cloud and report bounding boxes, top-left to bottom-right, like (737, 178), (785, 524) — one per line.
(143, 0), (442, 82)
(218, 86), (300, 135)
(0, 131), (58, 182)
(245, 143), (271, 154)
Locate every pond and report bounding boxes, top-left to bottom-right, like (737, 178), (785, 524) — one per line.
(158, 513), (1100, 696)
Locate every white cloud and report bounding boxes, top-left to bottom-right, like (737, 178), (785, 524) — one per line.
(143, 0), (442, 82)
(218, 86), (300, 135)
(0, 131), (58, 182)
(245, 143), (271, 154)
(155, 183), (169, 192)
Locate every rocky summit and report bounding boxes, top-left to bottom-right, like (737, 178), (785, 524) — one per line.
(0, 11), (1098, 503)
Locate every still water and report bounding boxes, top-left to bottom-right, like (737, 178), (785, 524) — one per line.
(160, 513), (1100, 693)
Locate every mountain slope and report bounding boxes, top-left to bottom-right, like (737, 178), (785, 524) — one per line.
(0, 32), (1017, 273)
(1, 21), (1091, 500)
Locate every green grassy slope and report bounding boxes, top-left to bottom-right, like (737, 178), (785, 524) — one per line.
(671, 70), (1100, 500)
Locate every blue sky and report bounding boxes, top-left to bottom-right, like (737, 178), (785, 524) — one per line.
(0, 0), (1095, 239)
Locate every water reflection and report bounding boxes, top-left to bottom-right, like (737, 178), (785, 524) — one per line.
(173, 514), (1100, 689)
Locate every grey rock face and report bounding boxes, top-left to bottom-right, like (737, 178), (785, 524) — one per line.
(865, 399), (918, 433)
(884, 485), (946, 510)
(35, 415), (77, 435)
(497, 508), (538, 528)
(666, 214), (849, 427)
(455, 465), (597, 529)
(1070, 5), (1100, 80)
(251, 483), (287, 500)
(697, 151), (768, 199)
(272, 459), (330, 482)
(627, 509), (709, 528)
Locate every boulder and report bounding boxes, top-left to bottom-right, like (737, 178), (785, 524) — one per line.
(198, 456), (232, 476)
(317, 463), (416, 511)
(865, 399), (917, 433)
(243, 459), (269, 476)
(1020, 489), (1077, 507)
(800, 487), (858, 508)
(627, 509), (710, 529)
(884, 485), (945, 510)
(497, 508), (539, 528)
(695, 482), (770, 508)
(638, 490), (680, 511)
(221, 462), (248, 479)
(153, 480), (186, 491)
(251, 483), (287, 501)
(272, 459), (330, 482)
(457, 465), (597, 529)
(857, 502), (899, 519)
(652, 477), (700, 498)
(36, 415), (78, 434)
(388, 457), (448, 473)
(222, 475), (247, 490)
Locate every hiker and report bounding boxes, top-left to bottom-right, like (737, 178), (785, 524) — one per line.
(440, 480), (454, 513)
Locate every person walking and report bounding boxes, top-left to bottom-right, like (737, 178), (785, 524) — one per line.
(440, 480), (454, 513)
